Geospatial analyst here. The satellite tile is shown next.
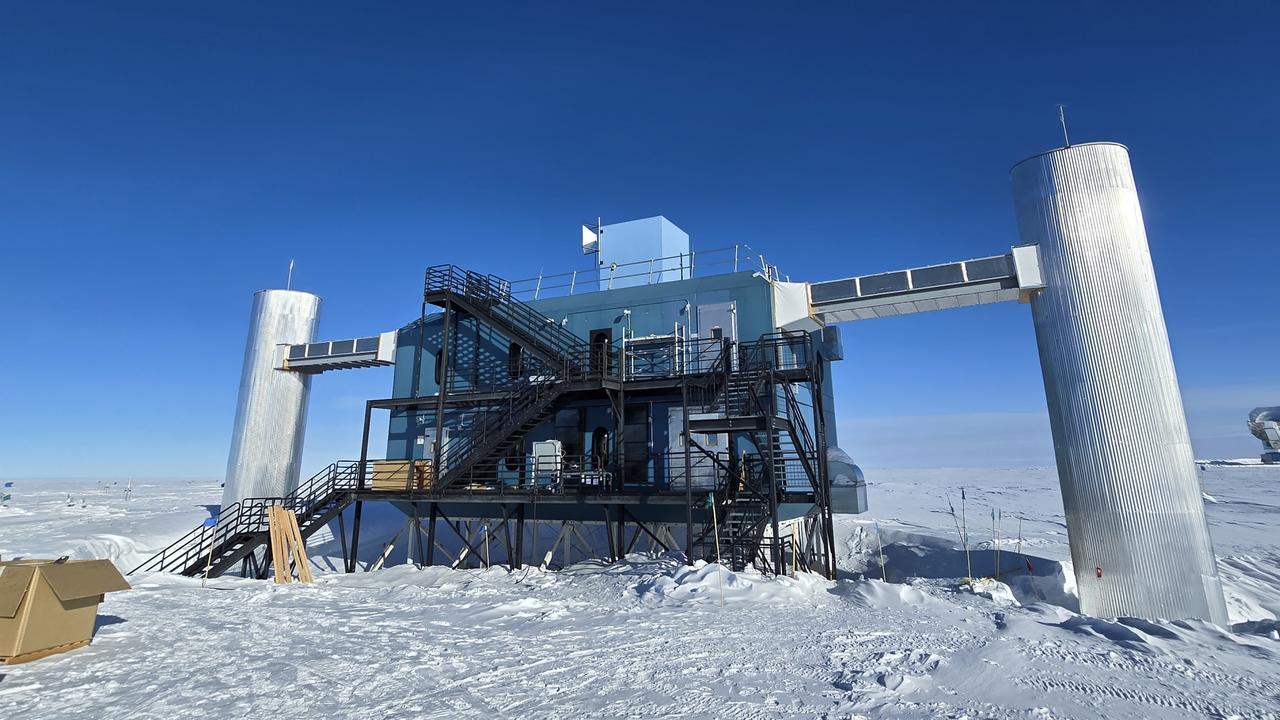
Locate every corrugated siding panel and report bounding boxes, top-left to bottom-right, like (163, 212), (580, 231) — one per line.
(1011, 142), (1227, 625)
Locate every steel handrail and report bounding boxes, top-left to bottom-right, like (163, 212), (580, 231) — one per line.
(781, 383), (817, 468)
(425, 264), (590, 368)
(431, 374), (561, 493)
(129, 460), (362, 575)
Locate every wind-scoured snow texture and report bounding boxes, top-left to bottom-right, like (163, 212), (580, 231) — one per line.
(1, 465), (1278, 719)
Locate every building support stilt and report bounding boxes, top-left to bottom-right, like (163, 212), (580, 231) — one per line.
(616, 504), (626, 562)
(682, 376), (695, 565)
(336, 510), (350, 571)
(426, 502), (437, 566)
(604, 507), (617, 562)
(514, 504), (525, 569)
(347, 500), (364, 573)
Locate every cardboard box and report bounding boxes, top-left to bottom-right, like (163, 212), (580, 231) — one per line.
(370, 460), (435, 491)
(0, 559), (130, 664)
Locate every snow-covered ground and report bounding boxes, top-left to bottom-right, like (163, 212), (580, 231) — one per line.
(1, 466), (1278, 719)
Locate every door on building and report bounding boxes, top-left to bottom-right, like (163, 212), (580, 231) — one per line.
(589, 328), (613, 377)
(622, 403), (649, 488)
(697, 301), (737, 342)
(697, 301), (737, 370)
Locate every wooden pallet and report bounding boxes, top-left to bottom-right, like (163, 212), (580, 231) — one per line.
(267, 506), (314, 584)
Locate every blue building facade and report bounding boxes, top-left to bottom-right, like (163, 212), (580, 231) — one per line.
(386, 268), (842, 492)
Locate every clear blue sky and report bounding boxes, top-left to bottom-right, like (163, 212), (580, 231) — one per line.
(2, 3), (1275, 479)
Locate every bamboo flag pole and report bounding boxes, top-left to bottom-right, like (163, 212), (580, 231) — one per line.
(1017, 516), (1024, 572)
(874, 521), (887, 582)
(991, 509), (997, 580)
(947, 492), (971, 583)
(961, 489), (972, 582)
(790, 523), (797, 578)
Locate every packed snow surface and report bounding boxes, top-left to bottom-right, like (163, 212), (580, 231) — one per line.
(1, 466), (1278, 719)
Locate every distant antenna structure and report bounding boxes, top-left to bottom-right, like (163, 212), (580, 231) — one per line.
(1058, 105), (1071, 148)
(286, 259), (295, 290)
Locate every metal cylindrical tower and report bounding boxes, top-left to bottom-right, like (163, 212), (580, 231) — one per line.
(1011, 142), (1226, 624)
(222, 289), (321, 509)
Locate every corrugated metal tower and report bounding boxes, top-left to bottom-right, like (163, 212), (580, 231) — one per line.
(1012, 142), (1227, 624)
(221, 289), (321, 509)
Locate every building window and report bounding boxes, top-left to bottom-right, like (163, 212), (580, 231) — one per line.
(508, 342), (523, 379)
(504, 446), (523, 473)
(591, 427), (609, 470)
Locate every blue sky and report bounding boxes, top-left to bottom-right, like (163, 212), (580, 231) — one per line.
(1, 3), (1275, 479)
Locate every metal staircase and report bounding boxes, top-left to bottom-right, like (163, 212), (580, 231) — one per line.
(682, 331), (822, 573)
(416, 264), (607, 492)
(424, 265), (592, 375)
(696, 455), (773, 572)
(129, 461), (361, 578)
(776, 381), (820, 492)
(431, 374), (564, 491)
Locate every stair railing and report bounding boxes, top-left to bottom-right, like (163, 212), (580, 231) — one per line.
(425, 264), (589, 371)
(779, 382), (820, 488)
(430, 373), (562, 493)
(129, 461), (360, 576)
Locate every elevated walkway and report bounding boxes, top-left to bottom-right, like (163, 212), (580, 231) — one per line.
(282, 332), (397, 373)
(807, 245), (1043, 322)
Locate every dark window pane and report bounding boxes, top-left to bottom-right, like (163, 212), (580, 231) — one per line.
(331, 339), (355, 355)
(809, 279), (857, 303)
(355, 337), (379, 353)
(508, 343), (523, 379)
(288, 345), (306, 360)
(911, 263), (966, 288)
(306, 342), (329, 357)
(859, 271), (910, 296)
(965, 255), (1014, 281)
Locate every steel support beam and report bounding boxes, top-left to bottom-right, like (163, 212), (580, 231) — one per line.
(514, 504), (525, 569)
(426, 502), (438, 565)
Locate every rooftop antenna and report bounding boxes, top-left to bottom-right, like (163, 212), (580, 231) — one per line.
(286, 259), (295, 290)
(1058, 104), (1071, 148)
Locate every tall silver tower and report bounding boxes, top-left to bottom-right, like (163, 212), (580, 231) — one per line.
(222, 289), (321, 509)
(1011, 142), (1227, 624)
